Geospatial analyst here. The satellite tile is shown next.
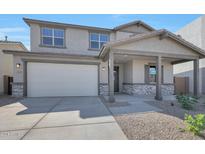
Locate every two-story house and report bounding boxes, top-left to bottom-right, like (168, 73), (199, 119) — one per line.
(3, 18), (205, 102)
(175, 15), (205, 95)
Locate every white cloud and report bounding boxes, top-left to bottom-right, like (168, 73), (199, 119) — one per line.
(111, 14), (124, 19)
(0, 27), (27, 38)
(111, 14), (133, 20)
(7, 35), (29, 40)
(0, 27), (26, 33)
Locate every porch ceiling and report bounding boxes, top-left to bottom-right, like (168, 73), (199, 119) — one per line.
(114, 54), (184, 64)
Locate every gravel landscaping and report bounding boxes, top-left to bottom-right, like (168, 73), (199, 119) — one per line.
(113, 96), (205, 140)
(115, 112), (202, 140)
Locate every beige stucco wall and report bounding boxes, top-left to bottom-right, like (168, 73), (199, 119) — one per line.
(0, 50), (13, 94)
(0, 43), (25, 95)
(13, 56), (24, 83)
(0, 51), (3, 94)
(123, 61), (133, 83)
(99, 61), (108, 83)
(121, 25), (151, 33)
(131, 59), (173, 84)
(114, 36), (199, 57)
(115, 31), (133, 40)
(202, 16), (205, 50)
(177, 16), (203, 49)
(29, 23), (152, 55)
(30, 23), (114, 56)
(175, 15), (205, 94)
(164, 61), (174, 83)
(114, 25), (152, 40)
(132, 59), (146, 83)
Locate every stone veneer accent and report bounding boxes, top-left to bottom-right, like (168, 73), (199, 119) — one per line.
(12, 82), (24, 97)
(122, 83), (174, 96)
(99, 83), (109, 95)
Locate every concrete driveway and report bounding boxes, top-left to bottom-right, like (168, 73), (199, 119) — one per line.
(0, 96), (126, 140)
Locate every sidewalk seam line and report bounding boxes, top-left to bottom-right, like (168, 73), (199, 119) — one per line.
(20, 98), (64, 140)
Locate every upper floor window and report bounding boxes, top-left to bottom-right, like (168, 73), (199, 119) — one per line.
(41, 27), (65, 47)
(89, 33), (109, 50)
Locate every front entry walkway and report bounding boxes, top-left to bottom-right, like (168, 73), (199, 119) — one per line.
(0, 96), (126, 140)
(103, 94), (162, 115)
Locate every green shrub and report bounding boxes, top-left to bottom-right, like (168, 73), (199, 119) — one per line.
(176, 95), (197, 110)
(184, 114), (205, 135)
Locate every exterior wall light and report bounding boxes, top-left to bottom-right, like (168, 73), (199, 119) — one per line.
(16, 63), (21, 68)
(102, 66), (106, 71)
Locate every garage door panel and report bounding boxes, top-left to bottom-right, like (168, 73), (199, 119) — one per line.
(27, 63), (98, 97)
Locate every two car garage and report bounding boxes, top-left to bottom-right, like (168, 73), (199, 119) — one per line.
(27, 62), (98, 97)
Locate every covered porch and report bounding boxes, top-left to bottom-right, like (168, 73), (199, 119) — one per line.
(99, 30), (205, 102)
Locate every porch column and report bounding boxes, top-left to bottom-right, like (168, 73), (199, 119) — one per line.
(108, 51), (115, 102)
(193, 58), (199, 97)
(155, 56), (162, 100)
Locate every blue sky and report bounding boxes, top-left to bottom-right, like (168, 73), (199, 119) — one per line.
(0, 14), (202, 49)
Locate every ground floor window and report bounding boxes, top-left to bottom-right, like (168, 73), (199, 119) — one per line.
(145, 65), (163, 84)
(149, 66), (157, 83)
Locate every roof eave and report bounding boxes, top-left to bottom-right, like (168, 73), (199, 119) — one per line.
(3, 50), (99, 60)
(23, 18), (112, 32)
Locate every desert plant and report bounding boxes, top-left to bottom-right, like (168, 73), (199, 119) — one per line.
(176, 95), (197, 110)
(184, 114), (205, 135)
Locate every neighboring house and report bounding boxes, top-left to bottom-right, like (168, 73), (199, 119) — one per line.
(0, 40), (27, 95)
(3, 18), (205, 101)
(175, 15), (205, 94)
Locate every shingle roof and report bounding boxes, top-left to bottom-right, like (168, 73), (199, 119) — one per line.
(0, 40), (28, 51)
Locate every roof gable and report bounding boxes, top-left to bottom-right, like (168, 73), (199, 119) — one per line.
(113, 20), (155, 32)
(114, 35), (199, 57)
(116, 24), (153, 34)
(100, 29), (205, 58)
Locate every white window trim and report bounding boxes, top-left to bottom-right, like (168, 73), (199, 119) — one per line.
(145, 64), (164, 84)
(89, 32), (109, 50)
(41, 27), (65, 47)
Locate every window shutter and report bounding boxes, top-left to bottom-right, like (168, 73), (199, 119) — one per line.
(144, 65), (149, 84)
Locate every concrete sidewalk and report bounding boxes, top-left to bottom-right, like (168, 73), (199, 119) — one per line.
(0, 96), (126, 140)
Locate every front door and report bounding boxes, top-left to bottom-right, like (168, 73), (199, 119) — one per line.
(114, 66), (119, 92)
